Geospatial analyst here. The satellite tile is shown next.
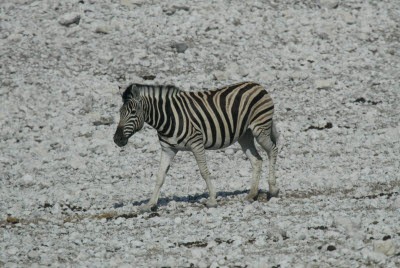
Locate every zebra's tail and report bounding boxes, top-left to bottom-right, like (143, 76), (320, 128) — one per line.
(270, 119), (279, 146)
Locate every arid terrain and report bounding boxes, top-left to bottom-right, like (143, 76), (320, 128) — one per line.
(1, 0), (399, 267)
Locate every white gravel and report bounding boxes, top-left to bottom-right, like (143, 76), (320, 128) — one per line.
(1, 0), (399, 267)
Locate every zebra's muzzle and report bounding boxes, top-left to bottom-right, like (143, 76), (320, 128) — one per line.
(114, 136), (128, 147)
(114, 127), (129, 147)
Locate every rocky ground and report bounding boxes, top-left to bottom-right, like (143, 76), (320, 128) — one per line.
(1, 0), (399, 267)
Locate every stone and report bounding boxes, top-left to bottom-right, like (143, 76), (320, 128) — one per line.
(213, 70), (229, 81)
(297, 233), (306, 240)
(93, 115), (114, 126)
(258, 71), (276, 83)
(120, 0), (144, 7)
(239, 168), (249, 177)
(171, 42), (188, 53)
(98, 53), (114, 64)
(20, 174), (34, 186)
(390, 197), (400, 209)
(7, 247), (18, 255)
(338, 11), (356, 25)
(191, 248), (204, 259)
(225, 148), (235, 155)
(361, 248), (386, 263)
(70, 156), (86, 169)
(58, 13), (81, 26)
(319, 0), (339, 9)
(7, 33), (22, 42)
(95, 25), (112, 34)
(314, 79), (334, 89)
(114, 217), (125, 225)
(290, 71), (309, 80)
(373, 240), (397, 256)
(254, 237), (267, 247)
(327, 245), (336, 251)
(174, 217), (182, 224)
(28, 250), (39, 259)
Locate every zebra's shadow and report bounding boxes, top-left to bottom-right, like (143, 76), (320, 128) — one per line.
(113, 189), (272, 209)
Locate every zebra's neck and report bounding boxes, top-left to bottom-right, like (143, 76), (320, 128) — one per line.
(139, 85), (181, 134)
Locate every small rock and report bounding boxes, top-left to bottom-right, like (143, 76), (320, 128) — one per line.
(327, 245), (336, 251)
(361, 248), (386, 263)
(391, 198), (400, 209)
(131, 240), (143, 247)
(256, 192), (267, 202)
(339, 11), (356, 25)
(95, 24), (112, 34)
(114, 217), (125, 225)
(191, 248), (204, 259)
(172, 5), (190, 12)
(141, 74), (156, 80)
(268, 197), (280, 203)
(314, 79), (334, 89)
(6, 216), (20, 224)
(297, 233), (306, 240)
(279, 229), (288, 240)
(373, 240), (397, 256)
(98, 53), (114, 64)
(226, 63), (247, 78)
(58, 13), (81, 26)
(319, 0), (339, 9)
(213, 70), (229, 81)
(255, 237), (267, 247)
(120, 0), (132, 7)
(225, 148), (235, 155)
(7, 247), (18, 255)
(289, 71), (309, 80)
(120, 0), (144, 7)
(174, 217), (182, 224)
(7, 33), (22, 42)
(28, 250), (39, 259)
(258, 71), (276, 83)
(93, 115), (114, 126)
(20, 174), (34, 186)
(171, 42), (188, 53)
(70, 156), (86, 169)
(51, 203), (61, 215)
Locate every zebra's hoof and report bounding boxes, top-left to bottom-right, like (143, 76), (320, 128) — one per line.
(206, 200), (217, 208)
(268, 189), (280, 199)
(245, 193), (258, 201)
(140, 204), (155, 213)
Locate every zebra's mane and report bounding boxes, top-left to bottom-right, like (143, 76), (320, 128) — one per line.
(122, 83), (180, 103)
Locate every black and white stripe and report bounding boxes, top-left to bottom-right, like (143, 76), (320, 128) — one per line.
(114, 81), (279, 211)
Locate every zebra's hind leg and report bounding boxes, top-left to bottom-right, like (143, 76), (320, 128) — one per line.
(140, 147), (177, 213)
(238, 130), (263, 201)
(253, 122), (279, 198)
(191, 145), (217, 208)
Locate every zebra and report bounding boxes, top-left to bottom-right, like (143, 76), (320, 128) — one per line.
(113, 81), (279, 212)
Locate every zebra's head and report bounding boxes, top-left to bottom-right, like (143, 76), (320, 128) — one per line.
(114, 84), (144, 147)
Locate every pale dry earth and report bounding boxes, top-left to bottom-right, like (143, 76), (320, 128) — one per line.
(0, 0), (399, 267)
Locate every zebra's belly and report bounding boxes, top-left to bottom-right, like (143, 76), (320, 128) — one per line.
(158, 133), (239, 151)
(158, 135), (192, 151)
(204, 138), (238, 150)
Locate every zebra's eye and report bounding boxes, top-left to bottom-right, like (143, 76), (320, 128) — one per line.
(131, 110), (136, 116)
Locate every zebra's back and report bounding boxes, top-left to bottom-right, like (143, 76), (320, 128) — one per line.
(165, 82), (274, 150)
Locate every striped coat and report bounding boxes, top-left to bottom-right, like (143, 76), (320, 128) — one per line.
(114, 81), (279, 211)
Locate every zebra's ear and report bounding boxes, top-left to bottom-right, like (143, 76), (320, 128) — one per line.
(122, 84), (141, 103)
(118, 86), (123, 100)
(130, 86), (141, 100)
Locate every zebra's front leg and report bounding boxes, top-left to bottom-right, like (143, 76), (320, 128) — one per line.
(140, 147), (177, 213)
(191, 146), (217, 208)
